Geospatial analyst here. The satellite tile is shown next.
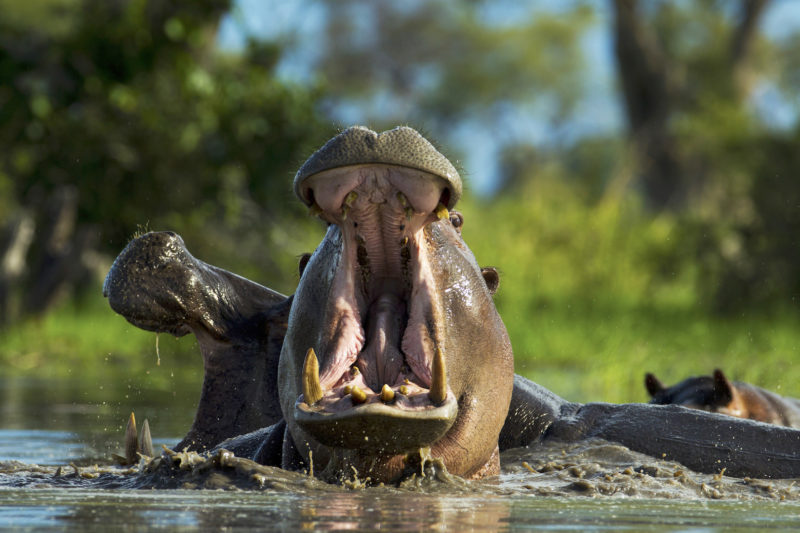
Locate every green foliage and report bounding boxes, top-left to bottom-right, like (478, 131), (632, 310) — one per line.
(0, 0), (332, 293)
(460, 172), (800, 403)
(0, 288), (201, 388)
(313, 0), (592, 133)
(2, 0), (800, 409)
(6, 176), (800, 407)
(612, 1), (800, 311)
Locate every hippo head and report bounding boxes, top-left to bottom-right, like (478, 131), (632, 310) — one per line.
(645, 370), (742, 416)
(278, 126), (514, 481)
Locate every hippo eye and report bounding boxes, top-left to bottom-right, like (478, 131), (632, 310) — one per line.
(449, 211), (463, 230)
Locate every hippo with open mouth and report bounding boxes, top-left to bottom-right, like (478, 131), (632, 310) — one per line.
(104, 126), (800, 483)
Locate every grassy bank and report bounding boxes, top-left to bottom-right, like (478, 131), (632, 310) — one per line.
(0, 291), (202, 389)
(1, 283), (798, 405)
(2, 176), (799, 405)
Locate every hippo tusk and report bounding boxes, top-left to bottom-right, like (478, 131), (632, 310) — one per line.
(124, 412), (138, 464)
(350, 386), (367, 404)
(435, 202), (449, 221)
(344, 191), (358, 206)
(342, 190), (359, 220)
(380, 384), (395, 403)
(139, 419), (154, 458)
(429, 347), (447, 405)
(302, 348), (323, 405)
(396, 191), (409, 207)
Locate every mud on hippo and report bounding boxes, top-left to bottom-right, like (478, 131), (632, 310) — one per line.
(104, 126), (800, 483)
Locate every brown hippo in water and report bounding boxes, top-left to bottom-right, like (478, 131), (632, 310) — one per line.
(104, 126), (800, 482)
(646, 369), (800, 428)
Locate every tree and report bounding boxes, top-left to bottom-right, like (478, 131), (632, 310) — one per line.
(611, 0), (770, 210)
(0, 0), (331, 325)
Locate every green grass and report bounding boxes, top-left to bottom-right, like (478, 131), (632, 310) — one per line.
(460, 173), (800, 403)
(2, 276), (798, 407)
(0, 290), (202, 389)
(508, 304), (800, 403)
(2, 174), (799, 406)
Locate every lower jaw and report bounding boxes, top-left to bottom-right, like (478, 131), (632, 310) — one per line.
(294, 393), (457, 454)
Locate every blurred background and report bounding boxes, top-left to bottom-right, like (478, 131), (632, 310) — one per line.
(2, 0), (800, 437)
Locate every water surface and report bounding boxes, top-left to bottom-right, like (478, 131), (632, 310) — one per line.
(2, 376), (800, 531)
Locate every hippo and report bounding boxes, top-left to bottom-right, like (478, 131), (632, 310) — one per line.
(104, 126), (800, 482)
(646, 369), (800, 428)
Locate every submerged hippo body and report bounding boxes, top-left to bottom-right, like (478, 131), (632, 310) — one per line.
(105, 126), (800, 482)
(646, 369), (800, 428)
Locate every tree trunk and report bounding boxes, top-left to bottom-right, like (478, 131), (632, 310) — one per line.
(611, 0), (770, 210)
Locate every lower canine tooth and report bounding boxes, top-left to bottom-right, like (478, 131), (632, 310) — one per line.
(435, 203), (449, 220)
(350, 386), (367, 404)
(380, 384), (395, 403)
(302, 348), (323, 405)
(139, 419), (154, 457)
(124, 412), (138, 465)
(428, 347), (447, 405)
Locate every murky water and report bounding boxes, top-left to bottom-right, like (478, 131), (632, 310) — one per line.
(2, 377), (800, 531)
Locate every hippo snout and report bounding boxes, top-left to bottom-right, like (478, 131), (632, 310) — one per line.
(294, 126), (462, 209)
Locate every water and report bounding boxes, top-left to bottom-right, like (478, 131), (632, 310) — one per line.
(2, 488), (800, 531)
(2, 377), (800, 531)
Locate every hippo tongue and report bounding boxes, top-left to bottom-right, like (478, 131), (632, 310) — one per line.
(357, 290), (407, 391)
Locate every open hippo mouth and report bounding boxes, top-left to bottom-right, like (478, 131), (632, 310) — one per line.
(290, 130), (462, 454)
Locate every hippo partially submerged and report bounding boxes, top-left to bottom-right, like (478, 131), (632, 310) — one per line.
(104, 126), (800, 483)
(646, 369), (800, 428)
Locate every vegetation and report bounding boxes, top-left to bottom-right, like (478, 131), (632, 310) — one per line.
(2, 0), (800, 407)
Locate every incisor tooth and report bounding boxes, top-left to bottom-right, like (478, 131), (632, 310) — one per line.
(380, 384), (395, 403)
(302, 348), (323, 405)
(350, 386), (367, 404)
(399, 385), (409, 395)
(428, 347), (447, 405)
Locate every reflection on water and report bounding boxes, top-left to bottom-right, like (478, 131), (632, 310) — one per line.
(2, 486), (800, 531)
(2, 377), (800, 531)
(0, 430), (85, 465)
(0, 375), (196, 461)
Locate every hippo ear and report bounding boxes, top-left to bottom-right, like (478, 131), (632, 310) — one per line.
(712, 369), (734, 403)
(449, 210), (464, 234)
(298, 253), (312, 278)
(481, 267), (500, 294)
(644, 373), (665, 397)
